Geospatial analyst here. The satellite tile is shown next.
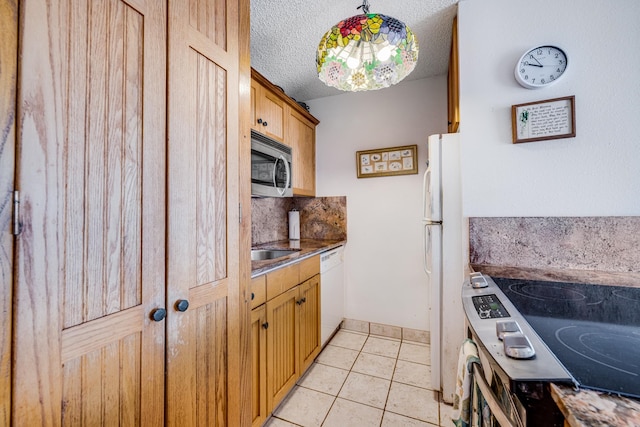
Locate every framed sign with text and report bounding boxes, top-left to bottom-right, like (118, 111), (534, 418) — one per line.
(512, 96), (576, 143)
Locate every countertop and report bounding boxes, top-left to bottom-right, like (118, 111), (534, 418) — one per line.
(550, 383), (640, 427)
(471, 265), (640, 426)
(251, 239), (346, 277)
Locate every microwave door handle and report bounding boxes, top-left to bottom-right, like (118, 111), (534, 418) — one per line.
(278, 154), (291, 196)
(273, 155), (290, 196)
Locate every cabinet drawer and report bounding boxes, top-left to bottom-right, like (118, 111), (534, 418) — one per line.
(266, 263), (300, 301)
(250, 275), (267, 309)
(299, 255), (320, 283)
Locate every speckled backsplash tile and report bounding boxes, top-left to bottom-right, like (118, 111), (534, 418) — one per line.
(469, 217), (640, 286)
(294, 197), (347, 241)
(252, 196), (347, 245)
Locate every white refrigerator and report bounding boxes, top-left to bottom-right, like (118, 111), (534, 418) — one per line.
(422, 133), (466, 403)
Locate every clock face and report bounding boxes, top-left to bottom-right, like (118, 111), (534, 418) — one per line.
(515, 45), (568, 89)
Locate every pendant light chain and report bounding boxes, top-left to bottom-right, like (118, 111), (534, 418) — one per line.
(357, 0), (370, 14)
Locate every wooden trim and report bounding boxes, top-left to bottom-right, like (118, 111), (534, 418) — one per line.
(61, 306), (145, 363)
(447, 15), (460, 133)
(251, 68), (319, 125)
(238, 0), (252, 424)
(0, 0), (17, 423)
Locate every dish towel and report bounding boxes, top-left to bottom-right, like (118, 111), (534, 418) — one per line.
(453, 338), (480, 427)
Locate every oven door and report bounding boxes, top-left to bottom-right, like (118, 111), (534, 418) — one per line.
(470, 359), (525, 427)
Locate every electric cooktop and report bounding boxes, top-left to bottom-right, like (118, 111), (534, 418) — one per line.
(492, 277), (640, 399)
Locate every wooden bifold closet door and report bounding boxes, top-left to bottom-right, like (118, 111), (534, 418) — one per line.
(14, 0), (167, 425)
(165, 0), (244, 424)
(12, 0), (248, 425)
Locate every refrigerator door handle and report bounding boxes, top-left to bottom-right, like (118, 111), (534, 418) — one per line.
(423, 223), (432, 276)
(422, 167), (431, 221)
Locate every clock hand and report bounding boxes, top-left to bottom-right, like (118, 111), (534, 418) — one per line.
(531, 55), (543, 66)
(525, 63), (543, 68)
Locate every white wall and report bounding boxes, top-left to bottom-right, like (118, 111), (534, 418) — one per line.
(307, 77), (447, 331)
(458, 0), (640, 217)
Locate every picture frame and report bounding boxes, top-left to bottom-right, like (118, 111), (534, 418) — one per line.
(356, 144), (418, 178)
(512, 96), (576, 144)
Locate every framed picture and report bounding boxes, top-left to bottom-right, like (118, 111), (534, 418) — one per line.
(512, 96), (576, 143)
(356, 144), (418, 178)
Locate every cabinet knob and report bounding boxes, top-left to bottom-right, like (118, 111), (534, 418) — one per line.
(257, 118), (263, 124)
(150, 308), (167, 322)
(251, 292), (255, 300)
(302, 297), (306, 303)
(262, 121), (268, 126)
(175, 299), (190, 312)
(262, 322), (269, 329)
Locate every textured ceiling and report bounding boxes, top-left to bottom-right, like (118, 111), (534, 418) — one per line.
(250, 0), (459, 102)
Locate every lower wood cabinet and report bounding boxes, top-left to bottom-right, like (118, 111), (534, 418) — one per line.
(251, 305), (268, 427)
(251, 256), (321, 426)
(298, 275), (321, 373)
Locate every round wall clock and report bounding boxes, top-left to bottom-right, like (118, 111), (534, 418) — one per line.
(515, 45), (568, 89)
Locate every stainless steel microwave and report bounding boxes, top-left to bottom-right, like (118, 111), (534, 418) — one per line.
(251, 130), (292, 197)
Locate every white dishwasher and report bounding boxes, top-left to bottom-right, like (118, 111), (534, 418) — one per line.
(320, 246), (345, 346)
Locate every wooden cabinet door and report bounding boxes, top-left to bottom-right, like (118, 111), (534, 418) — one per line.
(288, 109), (316, 196)
(251, 305), (267, 427)
(298, 275), (321, 373)
(266, 286), (300, 410)
(166, 0), (247, 425)
(13, 0), (167, 425)
(251, 79), (286, 142)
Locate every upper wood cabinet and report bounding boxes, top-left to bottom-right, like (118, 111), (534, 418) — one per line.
(448, 15), (460, 133)
(288, 108), (317, 197)
(251, 68), (320, 196)
(251, 78), (286, 142)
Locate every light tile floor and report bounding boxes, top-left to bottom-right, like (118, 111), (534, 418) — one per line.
(265, 329), (455, 427)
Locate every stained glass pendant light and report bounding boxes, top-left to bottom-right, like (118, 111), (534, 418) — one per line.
(317, 0), (419, 92)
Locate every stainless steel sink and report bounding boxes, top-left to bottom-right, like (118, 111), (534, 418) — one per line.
(251, 249), (300, 261)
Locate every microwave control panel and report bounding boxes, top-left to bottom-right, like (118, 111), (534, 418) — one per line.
(472, 294), (510, 319)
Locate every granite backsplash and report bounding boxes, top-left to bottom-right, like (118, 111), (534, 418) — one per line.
(251, 196), (347, 245)
(469, 217), (640, 287)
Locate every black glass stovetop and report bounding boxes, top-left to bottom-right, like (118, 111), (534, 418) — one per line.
(493, 277), (640, 399)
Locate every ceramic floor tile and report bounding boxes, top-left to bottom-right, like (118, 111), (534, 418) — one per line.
(322, 398), (383, 427)
(326, 330), (368, 351)
(341, 319), (370, 334)
(297, 363), (349, 396)
(393, 359), (432, 390)
(338, 371), (391, 409)
(273, 386), (335, 427)
(439, 401), (455, 427)
(381, 411), (436, 427)
(316, 345), (359, 370)
(362, 336), (401, 358)
(351, 352), (396, 380)
(264, 417), (300, 427)
(370, 323), (402, 339)
(386, 381), (440, 425)
(399, 342), (431, 365)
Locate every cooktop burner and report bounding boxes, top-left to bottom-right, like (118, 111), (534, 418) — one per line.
(493, 277), (640, 399)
